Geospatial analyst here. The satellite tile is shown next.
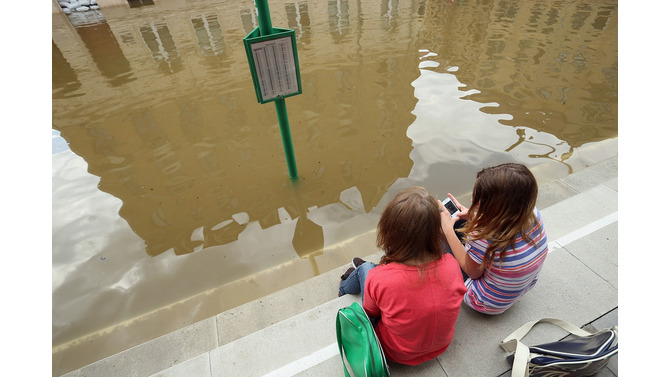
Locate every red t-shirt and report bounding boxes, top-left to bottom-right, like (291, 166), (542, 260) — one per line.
(363, 253), (466, 365)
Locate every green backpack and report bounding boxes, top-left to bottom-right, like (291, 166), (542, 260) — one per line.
(336, 302), (390, 377)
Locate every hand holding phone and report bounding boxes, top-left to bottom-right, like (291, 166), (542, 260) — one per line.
(441, 197), (460, 218)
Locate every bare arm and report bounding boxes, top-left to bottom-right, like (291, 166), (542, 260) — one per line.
(439, 195), (483, 280)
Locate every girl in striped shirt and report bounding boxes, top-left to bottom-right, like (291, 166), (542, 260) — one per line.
(440, 163), (548, 315)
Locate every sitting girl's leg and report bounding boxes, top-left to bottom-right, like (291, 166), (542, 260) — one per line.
(338, 262), (376, 302)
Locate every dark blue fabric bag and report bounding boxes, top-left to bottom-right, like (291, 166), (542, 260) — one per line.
(501, 318), (618, 377)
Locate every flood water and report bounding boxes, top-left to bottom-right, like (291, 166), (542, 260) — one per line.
(52, 0), (617, 374)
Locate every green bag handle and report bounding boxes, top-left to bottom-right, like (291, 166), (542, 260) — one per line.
(336, 302), (390, 377)
(335, 313), (355, 376)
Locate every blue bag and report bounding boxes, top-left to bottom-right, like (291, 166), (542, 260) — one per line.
(501, 318), (618, 377)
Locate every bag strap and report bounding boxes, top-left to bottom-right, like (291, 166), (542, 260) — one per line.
(502, 318), (591, 348)
(500, 318), (593, 377)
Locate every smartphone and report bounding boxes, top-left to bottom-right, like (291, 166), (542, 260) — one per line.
(442, 197), (460, 218)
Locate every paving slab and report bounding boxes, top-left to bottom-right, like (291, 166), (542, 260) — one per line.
(215, 271), (347, 345)
(209, 295), (356, 377)
(149, 353), (211, 377)
(564, 221), (618, 289)
(561, 157), (618, 193)
(215, 249), (383, 346)
(541, 183), (617, 243)
(436, 243), (618, 377)
(535, 179), (580, 210)
(62, 317), (218, 377)
(293, 355), (344, 377)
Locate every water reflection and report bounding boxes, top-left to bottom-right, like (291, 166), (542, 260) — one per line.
(139, 22), (183, 74)
(191, 14), (226, 57)
(328, 0), (350, 39)
(54, 0), (421, 262)
(381, 0), (400, 32)
(425, 0), (616, 150)
(78, 21), (135, 86)
(240, 7), (258, 35)
(286, 1), (311, 42)
(52, 0), (617, 374)
(128, 0), (154, 8)
(52, 42), (82, 99)
(64, 7), (137, 87)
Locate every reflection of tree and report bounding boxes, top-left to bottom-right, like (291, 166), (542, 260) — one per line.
(292, 215), (325, 260)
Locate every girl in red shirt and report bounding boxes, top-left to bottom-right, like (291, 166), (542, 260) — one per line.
(338, 187), (466, 365)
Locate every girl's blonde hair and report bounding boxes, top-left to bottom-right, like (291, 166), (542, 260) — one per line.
(459, 163), (538, 269)
(377, 187), (443, 266)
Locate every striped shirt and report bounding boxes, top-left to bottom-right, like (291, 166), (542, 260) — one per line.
(463, 207), (548, 315)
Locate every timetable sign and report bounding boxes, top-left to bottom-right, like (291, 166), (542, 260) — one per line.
(244, 28), (302, 104)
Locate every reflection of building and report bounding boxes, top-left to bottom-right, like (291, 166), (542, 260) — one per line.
(191, 14), (226, 57)
(139, 22), (183, 74)
(381, 0), (400, 32)
(52, 0), (417, 257)
(76, 18), (136, 86)
(240, 7), (258, 35)
(328, 0), (350, 39)
(52, 0), (616, 258)
(418, 0), (618, 149)
(52, 41), (83, 98)
(128, 0), (154, 8)
(285, 1), (311, 43)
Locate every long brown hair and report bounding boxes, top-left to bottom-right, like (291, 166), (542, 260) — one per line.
(377, 187), (443, 266)
(459, 163), (539, 269)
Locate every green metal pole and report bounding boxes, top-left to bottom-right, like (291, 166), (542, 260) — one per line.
(275, 99), (298, 178)
(255, 0), (299, 179)
(255, 0), (273, 34)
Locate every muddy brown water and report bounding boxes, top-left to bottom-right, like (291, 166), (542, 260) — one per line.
(52, 0), (617, 374)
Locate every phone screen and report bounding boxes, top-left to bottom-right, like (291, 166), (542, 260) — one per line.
(443, 199), (459, 215)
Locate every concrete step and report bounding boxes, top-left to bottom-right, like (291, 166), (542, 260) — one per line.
(62, 156), (619, 377)
(150, 210), (618, 376)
